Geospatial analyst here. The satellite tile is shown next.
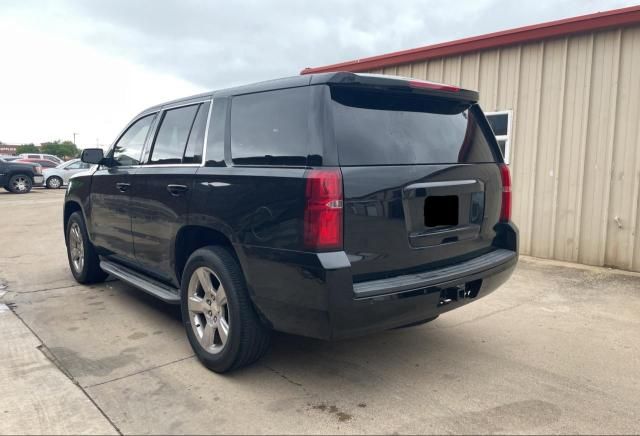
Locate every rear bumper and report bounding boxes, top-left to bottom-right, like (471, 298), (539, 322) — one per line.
(236, 224), (518, 340)
(33, 175), (44, 186)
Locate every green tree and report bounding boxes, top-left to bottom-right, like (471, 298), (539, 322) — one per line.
(15, 143), (39, 154)
(40, 140), (79, 159)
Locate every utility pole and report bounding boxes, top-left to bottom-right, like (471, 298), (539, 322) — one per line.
(73, 132), (78, 146)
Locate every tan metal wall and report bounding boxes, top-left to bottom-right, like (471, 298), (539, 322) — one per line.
(367, 25), (640, 271)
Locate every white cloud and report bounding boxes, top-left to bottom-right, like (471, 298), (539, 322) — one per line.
(0, 15), (204, 147)
(0, 0), (636, 148)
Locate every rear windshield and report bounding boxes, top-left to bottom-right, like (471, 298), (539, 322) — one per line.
(330, 87), (498, 165)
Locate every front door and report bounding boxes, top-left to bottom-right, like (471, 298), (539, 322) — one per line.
(131, 100), (210, 285)
(89, 113), (156, 263)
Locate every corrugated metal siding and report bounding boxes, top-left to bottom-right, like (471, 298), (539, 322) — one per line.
(367, 25), (640, 272)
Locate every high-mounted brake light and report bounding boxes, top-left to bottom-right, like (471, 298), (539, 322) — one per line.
(304, 169), (343, 251)
(408, 79), (460, 92)
(499, 163), (511, 222)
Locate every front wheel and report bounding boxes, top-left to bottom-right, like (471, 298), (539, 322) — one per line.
(181, 246), (271, 373)
(66, 211), (108, 284)
(8, 174), (32, 193)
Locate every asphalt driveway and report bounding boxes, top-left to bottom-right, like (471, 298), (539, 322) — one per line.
(1, 189), (639, 434)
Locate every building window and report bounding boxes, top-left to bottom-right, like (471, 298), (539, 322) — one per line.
(485, 110), (512, 164)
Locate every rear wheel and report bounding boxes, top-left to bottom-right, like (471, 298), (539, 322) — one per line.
(66, 211), (108, 284)
(181, 246), (271, 373)
(46, 176), (63, 189)
(8, 174), (32, 193)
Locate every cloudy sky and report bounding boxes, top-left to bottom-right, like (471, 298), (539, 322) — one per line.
(0, 0), (635, 148)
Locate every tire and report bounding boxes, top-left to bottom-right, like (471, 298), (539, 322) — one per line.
(66, 211), (108, 284)
(46, 176), (63, 189)
(181, 246), (271, 373)
(8, 174), (32, 193)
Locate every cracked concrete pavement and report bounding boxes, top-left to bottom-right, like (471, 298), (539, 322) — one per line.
(1, 188), (639, 434)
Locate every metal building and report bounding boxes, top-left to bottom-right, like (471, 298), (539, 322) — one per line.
(303, 5), (640, 272)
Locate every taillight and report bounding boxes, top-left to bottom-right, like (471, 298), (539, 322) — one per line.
(303, 168), (343, 251)
(499, 163), (511, 222)
(35, 166), (42, 174)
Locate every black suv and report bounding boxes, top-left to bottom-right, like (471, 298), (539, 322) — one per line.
(65, 73), (518, 372)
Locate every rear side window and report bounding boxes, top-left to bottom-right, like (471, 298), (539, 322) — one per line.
(205, 99), (227, 167)
(150, 104), (199, 164)
(330, 87), (497, 165)
(183, 102), (210, 164)
(230, 87), (310, 166)
(113, 114), (155, 166)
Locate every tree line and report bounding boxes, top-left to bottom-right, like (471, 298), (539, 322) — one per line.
(12, 141), (80, 159)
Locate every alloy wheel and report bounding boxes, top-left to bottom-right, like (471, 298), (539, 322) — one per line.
(69, 222), (84, 273)
(48, 177), (61, 188)
(187, 267), (230, 354)
(12, 176), (30, 193)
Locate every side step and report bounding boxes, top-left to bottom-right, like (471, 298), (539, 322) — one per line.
(100, 260), (180, 304)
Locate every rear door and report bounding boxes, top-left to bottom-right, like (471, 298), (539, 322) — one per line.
(131, 100), (211, 285)
(329, 85), (504, 282)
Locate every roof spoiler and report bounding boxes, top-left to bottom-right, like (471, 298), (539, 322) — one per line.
(311, 72), (479, 102)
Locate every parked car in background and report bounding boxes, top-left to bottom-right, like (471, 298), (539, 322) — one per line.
(43, 159), (92, 189)
(65, 72), (518, 373)
(18, 158), (59, 169)
(18, 153), (63, 165)
(0, 157), (44, 193)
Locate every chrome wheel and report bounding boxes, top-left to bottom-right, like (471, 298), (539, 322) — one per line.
(187, 267), (230, 354)
(69, 222), (84, 273)
(11, 176), (30, 193)
(48, 177), (61, 189)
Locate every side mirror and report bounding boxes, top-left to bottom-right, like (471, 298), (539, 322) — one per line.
(81, 148), (105, 165)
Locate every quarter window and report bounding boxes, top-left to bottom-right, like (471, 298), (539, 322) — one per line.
(230, 87), (310, 166)
(485, 111), (512, 164)
(150, 105), (199, 165)
(112, 114), (155, 166)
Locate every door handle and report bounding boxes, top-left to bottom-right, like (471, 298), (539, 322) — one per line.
(116, 182), (131, 192)
(167, 184), (189, 196)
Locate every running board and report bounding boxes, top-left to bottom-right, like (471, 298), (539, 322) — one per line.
(100, 260), (180, 304)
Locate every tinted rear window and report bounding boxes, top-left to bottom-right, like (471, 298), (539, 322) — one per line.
(331, 87), (497, 165)
(230, 87), (310, 166)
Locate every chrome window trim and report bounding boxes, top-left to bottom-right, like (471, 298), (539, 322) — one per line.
(145, 99), (212, 167)
(137, 163), (202, 168)
(162, 99), (211, 111)
(200, 99), (214, 167)
(102, 97), (214, 170)
(104, 112), (159, 169)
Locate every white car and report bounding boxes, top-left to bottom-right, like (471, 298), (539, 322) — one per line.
(43, 159), (92, 189)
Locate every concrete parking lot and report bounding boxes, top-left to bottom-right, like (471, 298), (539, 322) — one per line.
(1, 188), (639, 435)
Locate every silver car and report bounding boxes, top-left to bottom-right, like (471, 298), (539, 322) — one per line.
(43, 159), (92, 189)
